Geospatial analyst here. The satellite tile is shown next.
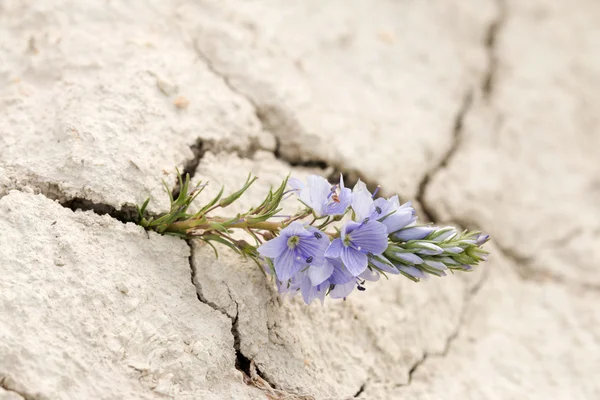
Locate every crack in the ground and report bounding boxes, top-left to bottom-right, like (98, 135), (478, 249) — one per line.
(192, 40), (379, 192)
(482, 0), (508, 99)
(452, 216), (600, 292)
(0, 375), (33, 400)
(187, 241), (312, 399)
(60, 197), (140, 224)
(399, 264), (491, 387)
(416, 90), (474, 223)
(494, 241), (600, 292)
(1, 180), (143, 224)
(416, 0), (507, 224)
(187, 241), (252, 377)
(352, 383), (366, 398)
(171, 139), (208, 198)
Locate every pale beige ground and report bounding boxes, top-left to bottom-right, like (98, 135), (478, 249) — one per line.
(1, 1), (599, 399)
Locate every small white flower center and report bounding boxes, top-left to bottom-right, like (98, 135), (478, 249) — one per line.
(287, 235), (300, 249)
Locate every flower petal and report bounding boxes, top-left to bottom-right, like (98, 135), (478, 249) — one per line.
(296, 234), (329, 266)
(274, 249), (304, 281)
(288, 177), (305, 192)
(324, 186), (351, 215)
(328, 258), (354, 284)
(299, 276), (329, 305)
(381, 208), (417, 233)
(329, 281), (356, 299)
(325, 239), (343, 258)
(351, 180), (373, 221)
(282, 221), (310, 237)
(257, 236), (287, 258)
(300, 175), (332, 216)
(315, 282), (328, 305)
(349, 221), (388, 255)
(359, 268), (380, 282)
(341, 247), (368, 276)
(307, 261), (334, 286)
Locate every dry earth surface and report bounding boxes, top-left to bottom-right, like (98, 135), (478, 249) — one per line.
(1, 0), (599, 399)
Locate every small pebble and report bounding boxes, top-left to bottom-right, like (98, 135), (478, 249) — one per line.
(116, 282), (129, 294)
(174, 95), (190, 109)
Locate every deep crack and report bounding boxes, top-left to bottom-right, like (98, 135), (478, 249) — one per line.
(172, 139), (209, 198)
(187, 241), (249, 375)
(186, 239), (295, 398)
(61, 197), (139, 224)
(416, 90), (474, 223)
(1, 181), (144, 224)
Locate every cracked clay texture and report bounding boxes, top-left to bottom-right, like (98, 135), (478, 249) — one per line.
(1, 1), (599, 399)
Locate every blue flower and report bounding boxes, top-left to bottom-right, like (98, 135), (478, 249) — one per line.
(275, 257), (338, 305)
(288, 175), (351, 217)
(350, 180), (416, 233)
(326, 220), (388, 276)
(257, 222), (330, 281)
(326, 257), (380, 299)
(297, 273), (330, 304)
(303, 238), (335, 286)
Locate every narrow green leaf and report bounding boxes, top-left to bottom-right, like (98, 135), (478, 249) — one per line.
(219, 174), (258, 208)
(198, 185), (224, 215)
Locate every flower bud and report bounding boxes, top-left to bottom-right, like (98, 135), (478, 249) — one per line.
(391, 226), (434, 242)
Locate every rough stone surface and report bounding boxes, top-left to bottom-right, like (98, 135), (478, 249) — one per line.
(184, 0), (497, 198)
(424, 0), (600, 285)
(0, 387), (24, 400)
(1, 0), (599, 399)
(0, 0), (273, 212)
(0, 192), (262, 400)
(380, 244), (600, 400)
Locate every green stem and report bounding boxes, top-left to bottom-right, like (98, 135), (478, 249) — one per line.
(163, 217), (283, 234)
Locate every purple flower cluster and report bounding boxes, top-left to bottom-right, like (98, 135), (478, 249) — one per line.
(140, 167), (490, 306)
(258, 175), (417, 304)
